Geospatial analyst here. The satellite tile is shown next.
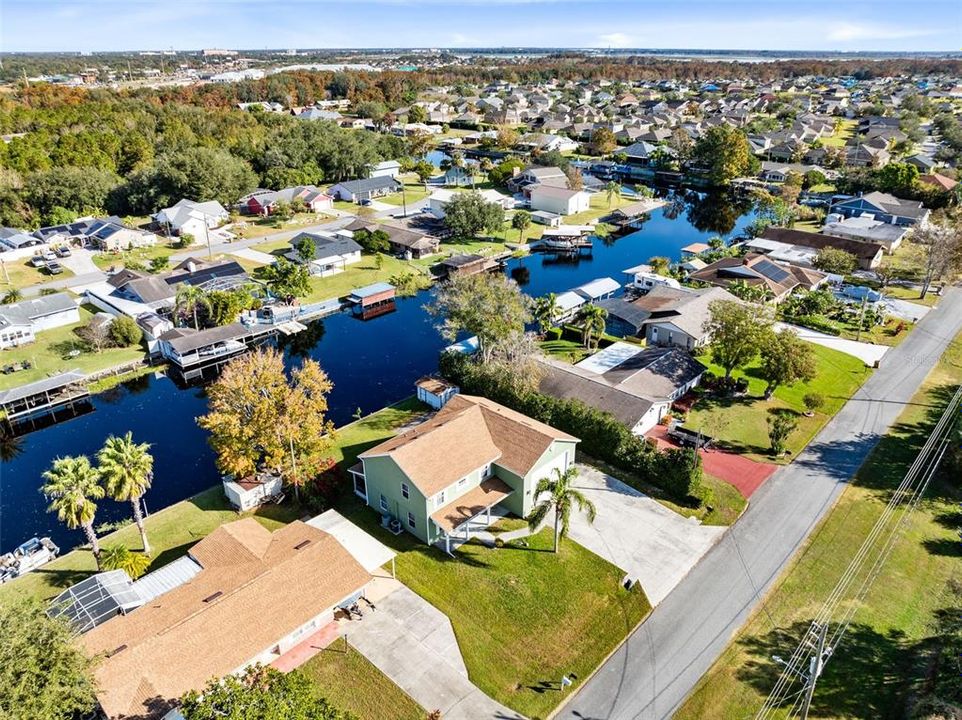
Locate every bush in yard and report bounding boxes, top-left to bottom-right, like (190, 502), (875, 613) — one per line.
(767, 412), (799, 456)
(803, 392), (825, 416)
(108, 314), (143, 347)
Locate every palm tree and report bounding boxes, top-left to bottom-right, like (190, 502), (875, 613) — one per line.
(533, 293), (559, 336)
(1, 288), (23, 305)
(175, 285), (211, 330)
(511, 211), (532, 244)
(100, 544), (152, 579)
(605, 180), (621, 208)
(98, 432), (154, 554)
(577, 303), (608, 349)
(41, 456), (105, 569)
(526, 467), (596, 554)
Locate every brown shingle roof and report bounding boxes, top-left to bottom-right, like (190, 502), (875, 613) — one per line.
(83, 520), (371, 719)
(360, 394), (576, 496)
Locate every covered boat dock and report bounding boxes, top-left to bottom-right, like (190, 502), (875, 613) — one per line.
(0, 371), (90, 424)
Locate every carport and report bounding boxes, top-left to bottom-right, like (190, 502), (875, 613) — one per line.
(307, 509), (397, 578)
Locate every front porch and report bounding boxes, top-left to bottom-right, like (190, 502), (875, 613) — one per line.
(431, 477), (515, 555)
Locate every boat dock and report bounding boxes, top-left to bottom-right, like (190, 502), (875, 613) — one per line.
(0, 371), (91, 426)
(346, 282), (397, 320)
(533, 226), (595, 253)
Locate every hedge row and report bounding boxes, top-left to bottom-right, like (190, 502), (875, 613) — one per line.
(439, 351), (702, 500)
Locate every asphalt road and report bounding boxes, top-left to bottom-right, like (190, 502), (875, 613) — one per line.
(559, 287), (962, 720)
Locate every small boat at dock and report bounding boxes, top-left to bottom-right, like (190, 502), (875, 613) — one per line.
(0, 536), (60, 583)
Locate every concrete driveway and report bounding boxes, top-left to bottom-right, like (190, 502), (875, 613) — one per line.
(568, 465), (725, 606)
(774, 321), (889, 366)
(340, 582), (521, 720)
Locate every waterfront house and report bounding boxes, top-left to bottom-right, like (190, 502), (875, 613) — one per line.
(600, 285), (738, 347)
(344, 219), (440, 259)
(753, 227), (884, 270)
(528, 185), (590, 216)
(829, 192), (930, 227)
(821, 215), (909, 254)
(688, 254), (827, 303)
(327, 176), (402, 203)
(0, 292), (79, 349)
(285, 232), (362, 277)
(79, 518), (374, 719)
(427, 188), (513, 219)
(352, 394), (579, 553)
(538, 343), (706, 435)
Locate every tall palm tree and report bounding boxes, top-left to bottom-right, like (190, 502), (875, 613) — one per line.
(1, 288), (23, 305)
(577, 303), (608, 349)
(98, 432), (154, 554)
(41, 456), (105, 569)
(605, 180), (621, 208)
(175, 284), (211, 330)
(526, 466), (596, 554)
(533, 293), (559, 336)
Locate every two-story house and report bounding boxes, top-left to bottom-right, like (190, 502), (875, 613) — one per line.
(352, 394), (579, 553)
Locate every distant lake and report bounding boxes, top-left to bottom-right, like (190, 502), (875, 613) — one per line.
(0, 190), (755, 554)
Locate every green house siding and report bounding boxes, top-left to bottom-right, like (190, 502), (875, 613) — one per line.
(361, 438), (578, 547)
(359, 456), (431, 543)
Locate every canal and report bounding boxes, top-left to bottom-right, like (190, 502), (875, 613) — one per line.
(0, 191), (755, 553)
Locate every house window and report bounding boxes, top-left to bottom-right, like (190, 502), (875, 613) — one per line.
(379, 494), (388, 512)
(401, 482), (409, 499)
(407, 512), (416, 529)
(482, 464), (492, 478)
(435, 490), (446, 508)
(353, 473), (367, 499)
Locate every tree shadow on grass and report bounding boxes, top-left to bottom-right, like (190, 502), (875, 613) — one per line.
(737, 620), (913, 719)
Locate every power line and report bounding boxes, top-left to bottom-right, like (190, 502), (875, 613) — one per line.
(755, 383), (962, 720)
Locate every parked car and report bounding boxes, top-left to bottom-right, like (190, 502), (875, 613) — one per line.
(45, 261), (64, 275)
(42, 251), (57, 262)
(55, 246), (72, 257)
(29, 255), (47, 268)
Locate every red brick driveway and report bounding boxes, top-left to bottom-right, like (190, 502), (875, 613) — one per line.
(647, 425), (776, 498)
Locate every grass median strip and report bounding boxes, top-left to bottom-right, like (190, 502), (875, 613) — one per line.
(676, 332), (962, 719)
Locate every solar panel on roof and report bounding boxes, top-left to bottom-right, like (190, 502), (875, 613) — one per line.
(755, 259), (791, 283)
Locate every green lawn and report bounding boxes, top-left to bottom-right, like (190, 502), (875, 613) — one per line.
(540, 338), (592, 364)
(334, 499), (651, 719)
(0, 398), (428, 604)
(0, 256), (75, 292)
(685, 342), (873, 462)
(677, 331), (962, 720)
(378, 181), (431, 207)
(91, 242), (179, 271)
(885, 284), (941, 308)
(563, 192), (636, 226)
(230, 213), (335, 241)
(0, 306), (146, 391)
(818, 119), (857, 148)
(299, 637), (425, 720)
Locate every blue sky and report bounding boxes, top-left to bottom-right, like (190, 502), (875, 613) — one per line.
(2, 0), (960, 53)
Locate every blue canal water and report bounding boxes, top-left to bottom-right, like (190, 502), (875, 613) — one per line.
(0, 191), (755, 553)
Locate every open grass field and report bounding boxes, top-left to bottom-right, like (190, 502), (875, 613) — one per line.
(0, 306), (145, 391)
(0, 398), (427, 604)
(686, 342), (873, 463)
(230, 212), (335, 241)
(676, 331), (962, 720)
(818, 118), (857, 148)
(299, 637), (425, 720)
(334, 499), (651, 719)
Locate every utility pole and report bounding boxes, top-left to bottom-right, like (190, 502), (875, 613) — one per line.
(799, 623), (830, 720)
(855, 293), (868, 342)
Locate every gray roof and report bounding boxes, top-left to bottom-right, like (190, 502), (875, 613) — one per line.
(597, 297), (652, 332)
(328, 176), (401, 195)
(0, 371), (86, 405)
(160, 323), (250, 354)
(539, 361), (655, 428)
(0, 292), (76, 327)
(288, 232), (362, 262)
